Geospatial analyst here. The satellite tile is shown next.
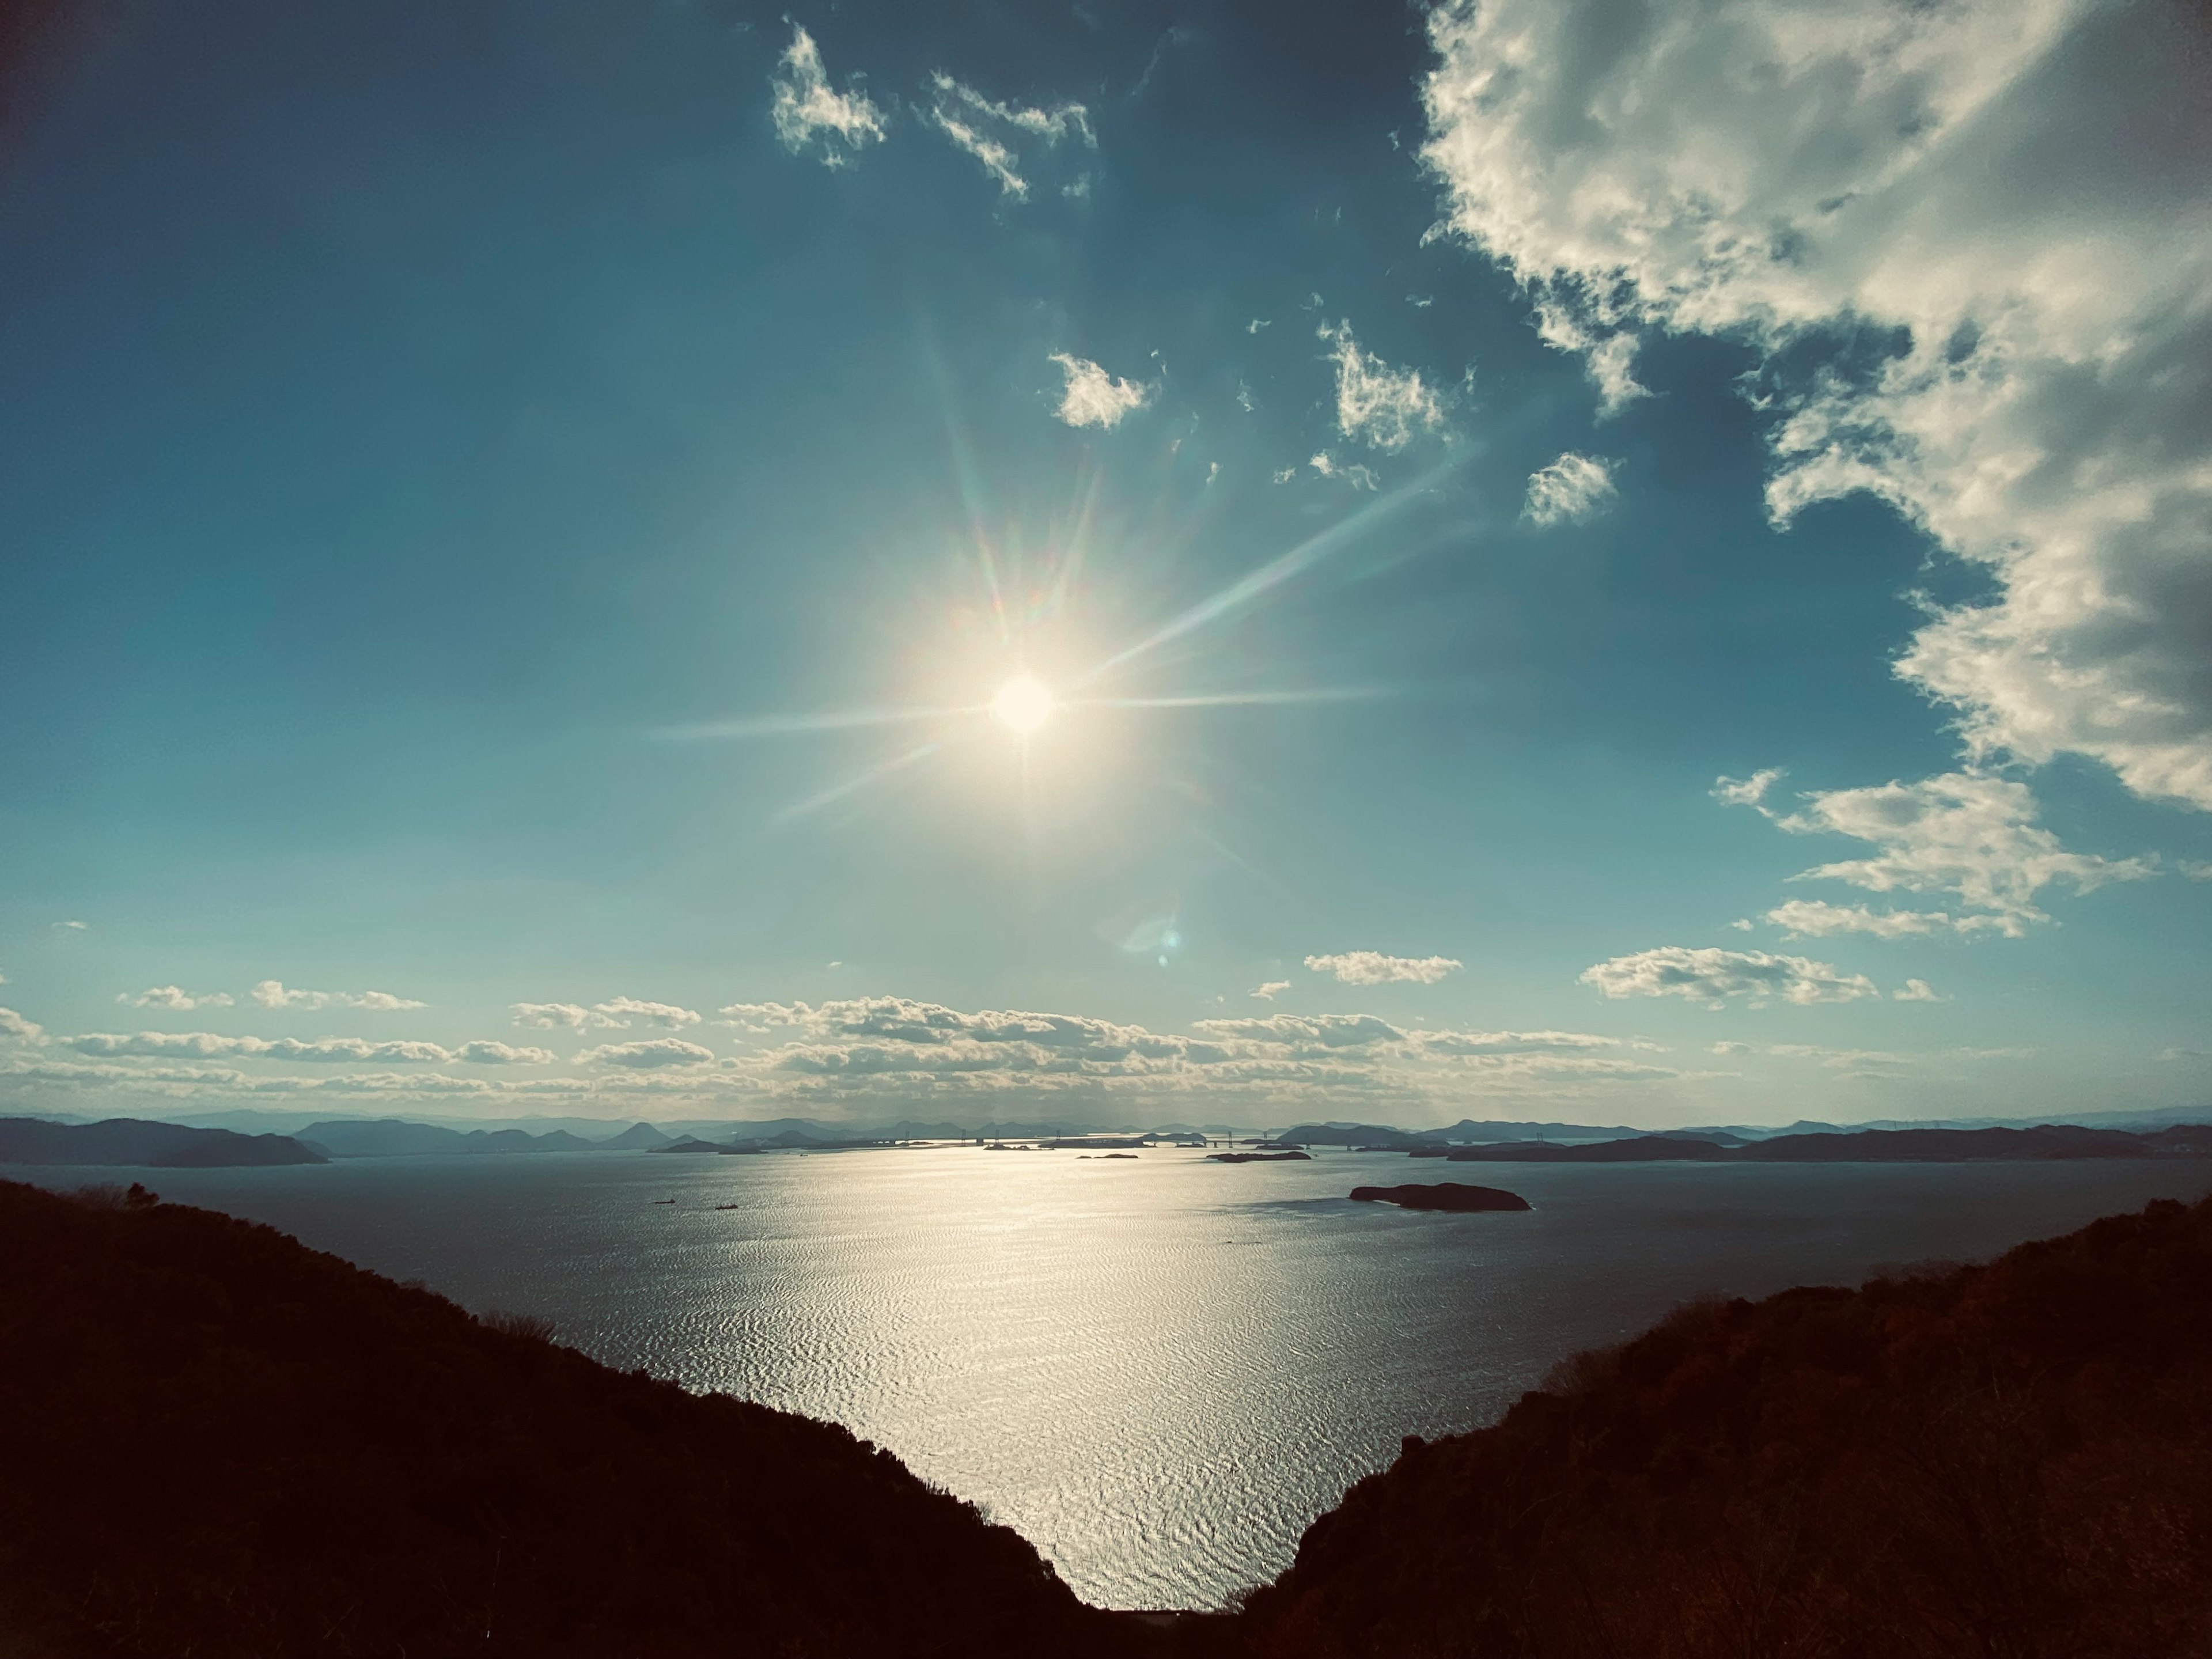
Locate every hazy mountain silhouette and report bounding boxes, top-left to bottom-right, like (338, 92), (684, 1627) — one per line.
(0, 1117), (324, 1167)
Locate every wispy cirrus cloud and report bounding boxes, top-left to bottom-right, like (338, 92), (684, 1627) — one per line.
(1319, 321), (1446, 452)
(1523, 453), (1616, 527)
(768, 25), (886, 167)
(925, 71), (1093, 199)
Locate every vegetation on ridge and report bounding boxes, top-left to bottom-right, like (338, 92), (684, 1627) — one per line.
(0, 1179), (1116, 1658)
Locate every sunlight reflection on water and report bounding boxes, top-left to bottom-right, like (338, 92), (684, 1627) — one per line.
(26, 1147), (2211, 1609)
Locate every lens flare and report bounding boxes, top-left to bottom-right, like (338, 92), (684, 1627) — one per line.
(990, 673), (1055, 734)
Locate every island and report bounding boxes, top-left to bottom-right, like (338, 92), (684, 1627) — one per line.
(1207, 1150), (1312, 1164)
(1349, 1182), (1531, 1212)
(0, 1116), (325, 1168)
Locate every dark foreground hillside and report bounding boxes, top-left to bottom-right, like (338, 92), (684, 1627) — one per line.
(1237, 1193), (2212, 1659)
(0, 1179), (1122, 1658)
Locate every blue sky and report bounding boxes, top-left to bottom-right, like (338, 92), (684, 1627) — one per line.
(2, 0), (2207, 1128)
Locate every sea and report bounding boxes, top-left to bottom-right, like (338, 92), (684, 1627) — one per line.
(11, 1145), (2211, 1610)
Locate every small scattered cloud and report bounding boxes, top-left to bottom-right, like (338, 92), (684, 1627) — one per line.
(926, 73), (1092, 200)
(0, 1007), (42, 1041)
(251, 980), (426, 1012)
(590, 997), (702, 1029)
(577, 1039), (718, 1070)
(1763, 900), (1994, 940)
(1247, 319), (1271, 334)
(769, 24), (886, 168)
(1319, 320), (1446, 451)
(67, 1031), (455, 1063)
(1305, 951), (1463, 986)
(1892, 979), (1947, 1002)
(2182, 861), (2212, 882)
(1308, 452), (1378, 490)
(1270, 465), (1298, 484)
(53, 920), (88, 933)
(453, 1040), (557, 1065)
(1050, 353), (1150, 429)
(1580, 946), (1879, 1006)
(119, 986), (234, 1011)
(1522, 452), (1616, 527)
(1250, 980), (1291, 1000)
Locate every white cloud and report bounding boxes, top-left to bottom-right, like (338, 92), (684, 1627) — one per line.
(1522, 452), (1616, 527)
(1307, 452), (1379, 491)
(251, 980), (426, 1012)
(512, 1002), (597, 1029)
(53, 920), (88, 933)
(1049, 353), (1150, 429)
(1893, 979), (1947, 1002)
(1305, 951), (1463, 986)
(590, 997), (702, 1029)
(510, 998), (692, 1030)
(1738, 771), (2154, 935)
(768, 25), (886, 168)
(67, 1032), (456, 1063)
(1762, 899), (1988, 940)
(926, 73), (1092, 200)
(119, 986), (234, 1010)
(1421, 0), (2212, 809)
(577, 1039), (718, 1070)
(454, 1041), (556, 1065)
(1319, 321), (1446, 451)
(1271, 466), (1298, 484)
(1250, 980), (1291, 1000)
(2182, 861), (2212, 882)
(0, 1007), (42, 1041)
(1580, 946), (1880, 1005)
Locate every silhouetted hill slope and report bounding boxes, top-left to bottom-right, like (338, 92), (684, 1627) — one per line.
(1236, 1194), (2212, 1658)
(0, 1116), (324, 1167)
(0, 1180), (1121, 1658)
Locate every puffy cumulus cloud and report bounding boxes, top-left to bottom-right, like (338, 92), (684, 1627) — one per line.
(590, 997), (701, 1029)
(1893, 979), (1947, 1002)
(1319, 321), (1446, 452)
(453, 1040), (556, 1065)
(1523, 453), (1616, 527)
(1304, 952), (1463, 986)
(768, 25), (885, 167)
(66, 1032), (456, 1063)
(0, 1007), (43, 1041)
(1421, 0), (2212, 809)
(1250, 980), (1292, 1001)
(1581, 946), (1880, 1006)
(709, 997), (1675, 1106)
(1049, 354), (1150, 429)
(1412, 1029), (1623, 1055)
(1762, 899), (2001, 940)
(251, 980), (425, 1012)
(576, 1039), (717, 1070)
(119, 986), (233, 1010)
(927, 73), (1093, 200)
(510, 999), (693, 1030)
(1192, 1013), (1406, 1049)
(1737, 771), (2154, 934)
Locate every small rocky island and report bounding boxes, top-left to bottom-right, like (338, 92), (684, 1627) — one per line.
(1350, 1182), (1531, 1212)
(1207, 1150), (1312, 1164)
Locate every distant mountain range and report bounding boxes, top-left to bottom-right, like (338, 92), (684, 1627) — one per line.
(0, 1118), (326, 1168)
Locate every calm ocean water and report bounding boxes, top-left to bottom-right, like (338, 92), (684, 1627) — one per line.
(13, 1146), (2211, 1609)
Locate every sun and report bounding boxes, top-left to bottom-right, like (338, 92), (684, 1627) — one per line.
(989, 673), (1055, 734)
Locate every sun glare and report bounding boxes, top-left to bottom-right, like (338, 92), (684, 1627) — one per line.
(990, 673), (1055, 734)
